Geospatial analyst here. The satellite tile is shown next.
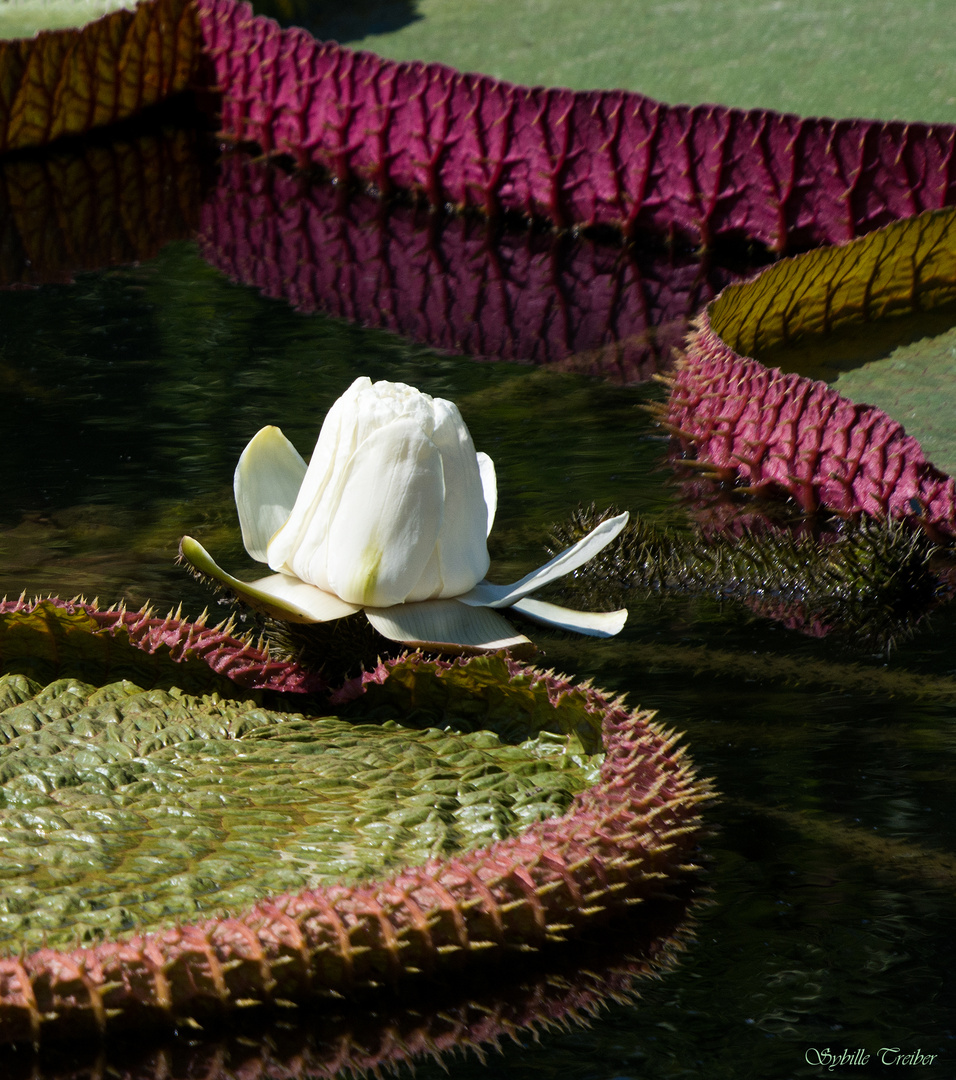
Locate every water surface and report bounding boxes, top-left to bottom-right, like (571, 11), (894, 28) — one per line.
(1, 134), (954, 1080)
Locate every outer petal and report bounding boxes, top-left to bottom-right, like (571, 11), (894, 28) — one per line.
(266, 378), (372, 579)
(323, 418), (446, 607)
(404, 545), (444, 604)
(234, 426), (307, 563)
(511, 597), (628, 637)
(180, 536), (360, 623)
(365, 599), (534, 656)
(458, 511), (630, 609)
(242, 573), (362, 622)
(476, 452), (497, 537)
(419, 397), (490, 600)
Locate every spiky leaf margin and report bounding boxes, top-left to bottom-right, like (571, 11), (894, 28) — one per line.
(3, 903), (695, 1077)
(545, 506), (940, 646)
(0, 596), (326, 693)
(662, 205), (956, 536)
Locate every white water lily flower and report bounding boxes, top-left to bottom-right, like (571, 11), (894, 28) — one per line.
(181, 377), (628, 655)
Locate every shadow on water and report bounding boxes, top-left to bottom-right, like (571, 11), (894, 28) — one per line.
(755, 301), (956, 386)
(251, 0), (421, 43)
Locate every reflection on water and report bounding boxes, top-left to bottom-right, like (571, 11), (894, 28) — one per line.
(200, 152), (735, 384)
(0, 126), (203, 288)
(1, 899), (695, 1080)
(0, 130), (954, 1079)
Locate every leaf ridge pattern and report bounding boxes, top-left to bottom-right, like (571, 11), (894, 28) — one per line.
(198, 153), (734, 382)
(0, 0), (201, 152)
(195, 0), (956, 249)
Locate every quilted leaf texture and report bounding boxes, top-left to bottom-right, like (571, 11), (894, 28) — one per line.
(198, 153), (736, 383)
(0, 128), (202, 286)
(196, 0), (956, 250)
(0, 0), (201, 152)
(0, 635), (711, 1044)
(663, 206), (956, 535)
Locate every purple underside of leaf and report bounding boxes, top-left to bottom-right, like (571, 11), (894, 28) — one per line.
(196, 0), (956, 250)
(665, 316), (956, 536)
(198, 152), (735, 383)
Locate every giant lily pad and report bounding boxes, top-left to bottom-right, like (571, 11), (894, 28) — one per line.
(196, 0), (956, 250)
(663, 204), (956, 537)
(0, 596), (326, 693)
(314, 0), (956, 125)
(5, 0), (956, 256)
(0, 672), (604, 953)
(2, 904), (695, 1076)
(3, 0), (956, 253)
(0, 598), (711, 1044)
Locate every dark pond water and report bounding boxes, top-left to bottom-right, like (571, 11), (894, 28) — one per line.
(1, 112), (955, 1080)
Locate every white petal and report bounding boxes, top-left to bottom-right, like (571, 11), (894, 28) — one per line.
(243, 573), (362, 622)
(324, 418), (446, 606)
(365, 599), (534, 656)
(180, 536), (359, 623)
(267, 380), (491, 604)
(404, 544), (445, 603)
(266, 378), (373, 579)
(458, 511), (629, 608)
(476, 452), (497, 537)
(234, 426), (307, 563)
(511, 597), (628, 637)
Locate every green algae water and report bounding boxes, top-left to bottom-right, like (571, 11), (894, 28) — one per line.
(1, 167), (955, 1080)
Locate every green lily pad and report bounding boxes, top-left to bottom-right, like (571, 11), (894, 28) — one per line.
(0, 0), (134, 40)
(665, 204), (956, 534)
(826, 323), (956, 477)
(0, 671), (600, 953)
(278, 0), (956, 124)
(734, 206), (956, 475)
(708, 205), (956, 476)
(0, 602), (710, 1044)
(751, 309), (956, 479)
